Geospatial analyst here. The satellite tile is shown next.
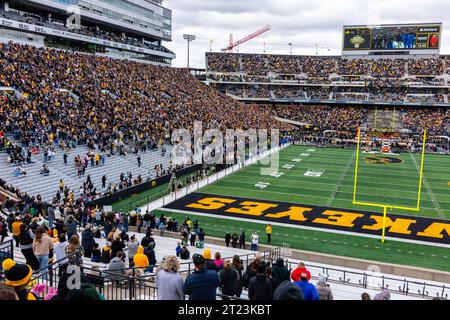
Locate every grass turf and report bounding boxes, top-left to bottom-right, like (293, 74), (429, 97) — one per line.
(198, 146), (450, 219)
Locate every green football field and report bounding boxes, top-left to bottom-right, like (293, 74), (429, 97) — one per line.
(200, 145), (450, 219)
(157, 145), (450, 272)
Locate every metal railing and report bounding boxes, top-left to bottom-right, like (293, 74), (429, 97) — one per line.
(0, 239), (14, 280)
(281, 259), (450, 300)
(28, 247), (281, 300)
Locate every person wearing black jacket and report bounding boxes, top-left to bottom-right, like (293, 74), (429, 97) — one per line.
(271, 258), (291, 284)
(81, 225), (96, 258)
(144, 242), (157, 272)
(19, 224), (40, 270)
(110, 236), (125, 260)
(140, 230), (154, 248)
(224, 232), (231, 247)
(231, 232), (238, 248)
(248, 264), (272, 300)
(239, 232), (246, 249)
(218, 260), (239, 300)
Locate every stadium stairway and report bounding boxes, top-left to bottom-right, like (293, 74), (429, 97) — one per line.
(0, 144), (190, 203)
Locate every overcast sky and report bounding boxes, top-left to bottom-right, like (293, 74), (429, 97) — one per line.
(164, 0), (449, 68)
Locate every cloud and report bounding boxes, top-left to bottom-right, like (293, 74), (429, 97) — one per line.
(164, 0), (449, 68)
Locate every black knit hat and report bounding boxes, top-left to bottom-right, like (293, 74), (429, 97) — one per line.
(2, 259), (33, 287)
(192, 254), (205, 266)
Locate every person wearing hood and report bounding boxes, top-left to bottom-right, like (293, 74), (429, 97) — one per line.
(133, 245), (149, 273)
(144, 242), (157, 273)
(273, 280), (305, 300)
(81, 224), (96, 258)
(106, 251), (127, 283)
(202, 248), (218, 271)
(271, 258), (291, 284)
(53, 233), (69, 275)
(248, 264), (272, 300)
(316, 274), (334, 300)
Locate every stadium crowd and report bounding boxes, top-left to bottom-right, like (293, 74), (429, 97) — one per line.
(0, 199), (396, 301)
(207, 52), (448, 78)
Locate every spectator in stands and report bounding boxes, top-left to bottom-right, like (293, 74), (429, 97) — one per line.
(100, 242), (112, 264)
(180, 245), (190, 260)
(202, 248), (218, 272)
(106, 251), (127, 283)
(361, 292), (371, 300)
(214, 252), (224, 270)
(183, 254), (219, 300)
(294, 272), (319, 301)
(91, 243), (101, 263)
(156, 256), (184, 300)
(1, 259), (38, 300)
(65, 216), (78, 241)
(133, 245), (149, 275)
(231, 255), (244, 298)
(273, 280), (304, 300)
(12, 217), (22, 248)
(271, 258), (290, 284)
(144, 242), (157, 273)
(54, 233), (68, 274)
(33, 226), (54, 279)
(0, 217), (8, 243)
(374, 290), (391, 300)
(291, 262), (311, 282)
(19, 223), (40, 271)
(0, 283), (19, 300)
(218, 259), (240, 300)
(127, 235), (139, 267)
(66, 234), (84, 267)
(175, 242), (182, 257)
(110, 231), (126, 259)
(248, 264), (272, 300)
(316, 274), (334, 300)
(81, 224), (96, 258)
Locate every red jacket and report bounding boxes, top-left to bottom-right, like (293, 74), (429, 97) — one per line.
(291, 267), (311, 282)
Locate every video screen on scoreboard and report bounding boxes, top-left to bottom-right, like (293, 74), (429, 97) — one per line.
(343, 24), (441, 51)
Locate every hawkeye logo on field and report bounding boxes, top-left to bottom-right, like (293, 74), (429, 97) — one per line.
(165, 193), (450, 245)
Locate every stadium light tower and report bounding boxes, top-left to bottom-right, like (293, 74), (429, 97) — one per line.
(183, 34), (196, 69)
(288, 43), (293, 54)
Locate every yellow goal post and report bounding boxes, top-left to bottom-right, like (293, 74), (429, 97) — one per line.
(352, 128), (427, 243)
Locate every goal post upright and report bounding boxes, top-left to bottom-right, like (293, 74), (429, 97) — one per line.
(352, 128), (427, 244)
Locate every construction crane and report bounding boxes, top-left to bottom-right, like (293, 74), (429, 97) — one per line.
(222, 25), (271, 52)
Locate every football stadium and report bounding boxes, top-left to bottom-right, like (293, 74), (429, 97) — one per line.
(0, 0), (449, 308)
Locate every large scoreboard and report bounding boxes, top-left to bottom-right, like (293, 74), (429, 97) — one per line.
(342, 23), (441, 55)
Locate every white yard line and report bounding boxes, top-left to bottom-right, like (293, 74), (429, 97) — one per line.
(326, 150), (356, 207)
(409, 152), (447, 219)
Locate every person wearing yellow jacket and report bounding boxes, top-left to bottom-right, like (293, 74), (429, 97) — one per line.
(133, 246), (149, 275)
(12, 218), (22, 248)
(266, 224), (273, 244)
